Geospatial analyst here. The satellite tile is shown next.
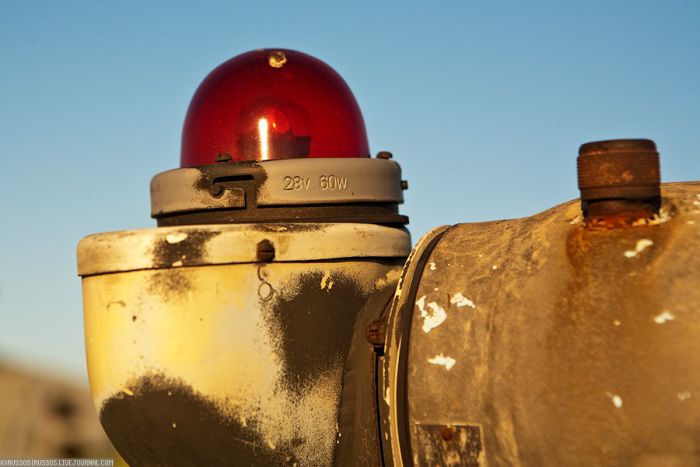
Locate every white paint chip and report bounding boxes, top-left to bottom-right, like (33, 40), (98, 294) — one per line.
(633, 208), (672, 226)
(492, 265), (498, 270)
(429, 262), (437, 271)
(320, 270), (333, 291)
(165, 232), (188, 244)
(653, 310), (675, 324)
(428, 354), (456, 370)
(416, 296), (447, 333)
(624, 239), (653, 258)
(374, 268), (401, 290)
(677, 391), (692, 401)
(606, 392), (623, 408)
(450, 292), (476, 309)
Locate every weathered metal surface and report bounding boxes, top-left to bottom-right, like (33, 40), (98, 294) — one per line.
(150, 158), (408, 225)
(381, 182), (700, 466)
(333, 276), (400, 466)
(77, 223), (411, 276)
(378, 225), (451, 467)
(79, 223), (410, 466)
(413, 424), (483, 466)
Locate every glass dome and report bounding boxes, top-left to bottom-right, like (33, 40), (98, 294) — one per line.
(181, 49), (370, 167)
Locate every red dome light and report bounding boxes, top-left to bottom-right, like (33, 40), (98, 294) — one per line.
(181, 49), (370, 167)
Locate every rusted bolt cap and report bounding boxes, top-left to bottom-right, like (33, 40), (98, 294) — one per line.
(376, 151), (393, 159)
(440, 425), (454, 441)
(366, 318), (386, 355)
(577, 139), (660, 202)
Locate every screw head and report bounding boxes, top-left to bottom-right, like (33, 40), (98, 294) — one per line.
(256, 239), (275, 262)
(215, 153), (232, 163)
(209, 183), (224, 197)
(365, 319), (386, 355)
(440, 425), (454, 441)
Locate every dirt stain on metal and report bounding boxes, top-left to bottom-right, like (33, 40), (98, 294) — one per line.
(147, 270), (191, 301)
(100, 373), (292, 466)
(267, 270), (366, 389)
(150, 231), (220, 268)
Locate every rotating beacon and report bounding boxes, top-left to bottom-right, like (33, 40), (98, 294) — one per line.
(76, 49), (411, 466)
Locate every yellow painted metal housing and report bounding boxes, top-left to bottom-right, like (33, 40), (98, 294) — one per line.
(78, 223), (410, 466)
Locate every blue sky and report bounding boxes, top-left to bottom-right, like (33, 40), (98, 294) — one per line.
(1, 0), (699, 378)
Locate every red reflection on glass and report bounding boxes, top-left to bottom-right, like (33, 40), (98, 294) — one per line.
(181, 49), (370, 167)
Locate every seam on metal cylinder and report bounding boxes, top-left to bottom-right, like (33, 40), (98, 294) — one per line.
(372, 294), (397, 466)
(394, 227), (451, 466)
(78, 256), (410, 278)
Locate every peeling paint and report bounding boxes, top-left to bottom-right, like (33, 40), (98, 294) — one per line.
(624, 239), (653, 258)
(417, 296), (447, 333)
(384, 386), (391, 407)
(677, 391), (692, 401)
(427, 354), (456, 370)
(320, 270), (333, 291)
(450, 292), (476, 309)
(653, 310), (675, 324)
(429, 262), (437, 271)
(632, 208), (672, 226)
(606, 392), (623, 408)
(165, 232), (189, 244)
(374, 268), (402, 290)
(492, 265), (498, 270)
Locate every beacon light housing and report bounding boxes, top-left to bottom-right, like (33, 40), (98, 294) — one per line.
(77, 49), (411, 466)
(153, 49), (408, 227)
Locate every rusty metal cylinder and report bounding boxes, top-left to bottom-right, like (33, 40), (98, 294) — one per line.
(378, 145), (700, 465)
